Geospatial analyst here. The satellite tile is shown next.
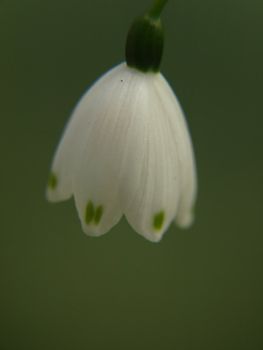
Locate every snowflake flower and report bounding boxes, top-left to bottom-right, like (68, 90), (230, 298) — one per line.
(47, 0), (197, 242)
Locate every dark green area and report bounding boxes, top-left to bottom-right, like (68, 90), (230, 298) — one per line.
(47, 172), (57, 190)
(1, 0), (263, 349)
(94, 205), (104, 225)
(153, 210), (165, 230)
(125, 14), (164, 72)
(85, 201), (95, 224)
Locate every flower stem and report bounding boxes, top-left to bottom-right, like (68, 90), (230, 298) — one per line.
(148, 0), (168, 19)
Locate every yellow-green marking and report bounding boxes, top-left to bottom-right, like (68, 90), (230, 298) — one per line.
(85, 201), (104, 225)
(85, 201), (95, 224)
(94, 205), (104, 225)
(153, 211), (165, 230)
(48, 172), (57, 190)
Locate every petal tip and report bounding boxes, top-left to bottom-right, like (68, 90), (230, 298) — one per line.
(146, 232), (164, 243)
(176, 208), (195, 229)
(45, 188), (54, 202)
(77, 199), (121, 238)
(125, 209), (171, 243)
(46, 172), (58, 202)
(45, 171), (73, 202)
(81, 224), (106, 237)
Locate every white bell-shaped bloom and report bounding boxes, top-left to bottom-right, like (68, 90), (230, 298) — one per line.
(47, 63), (197, 242)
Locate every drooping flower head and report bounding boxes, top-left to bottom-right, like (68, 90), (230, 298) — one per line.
(47, 0), (197, 242)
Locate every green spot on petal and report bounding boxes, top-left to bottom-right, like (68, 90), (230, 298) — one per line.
(85, 201), (95, 225)
(94, 205), (103, 225)
(48, 172), (57, 190)
(153, 211), (165, 231)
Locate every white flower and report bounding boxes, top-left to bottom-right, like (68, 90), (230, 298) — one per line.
(47, 63), (197, 242)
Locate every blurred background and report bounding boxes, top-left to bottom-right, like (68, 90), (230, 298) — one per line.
(1, 0), (263, 349)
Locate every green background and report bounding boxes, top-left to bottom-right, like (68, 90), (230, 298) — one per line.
(1, 0), (263, 349)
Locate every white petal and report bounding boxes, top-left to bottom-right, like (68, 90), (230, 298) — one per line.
(72, 63), (153, 236)
(121, 73), (182, 242)
(46, 64), (124, 202)
(47, 61), (197, 240)
(154, 74), (197, 228)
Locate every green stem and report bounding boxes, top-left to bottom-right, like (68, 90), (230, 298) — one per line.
(148, 0), (168, 19)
